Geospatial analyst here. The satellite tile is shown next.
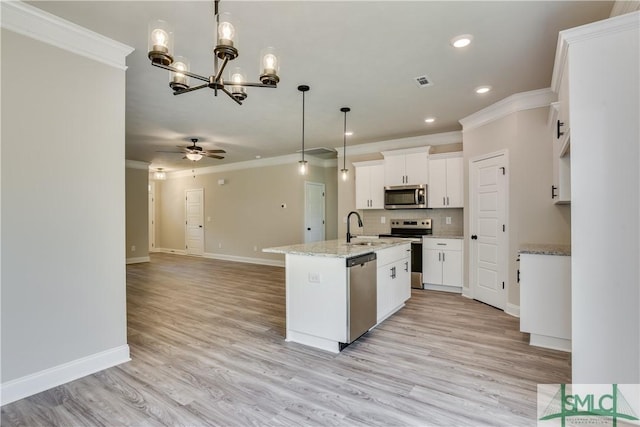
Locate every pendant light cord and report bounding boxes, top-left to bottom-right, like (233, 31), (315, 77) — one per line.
(343, 110), (347, 170)
(302, 90), (305, 164)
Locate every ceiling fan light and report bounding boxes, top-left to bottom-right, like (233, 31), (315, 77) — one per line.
(186, 152), (203, 161)
(169, 56), (190, 91)
(147, 19), (174, 65)
(259, 47), (280, 85)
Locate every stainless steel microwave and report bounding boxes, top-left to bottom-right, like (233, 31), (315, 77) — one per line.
(384, 184), (428, 209)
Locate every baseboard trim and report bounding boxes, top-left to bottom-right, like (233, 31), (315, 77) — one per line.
(461, 288), (473, 299)
(155, 248), (187, 256)
(529, 334), (571, 352)
(1, 344), (130, 406)
(505, 303), (520, 318)
(203, 252), (285, 268)
(126, 256), (150, 264)
(423, 283), (462, 294)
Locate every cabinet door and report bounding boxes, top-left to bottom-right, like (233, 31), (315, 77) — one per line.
(445, 157), (464, 208)
(404, 153), (428, 185)
(355, 166), (371, 209)
(423, 248), (443, 285)
(384, 155), (406, 186)
(441, 249), (463, 287)
(369, 164), (385, 209)
(376, 266), (394, 322)
(397, 257), (411, 302)
(428, 158), (447, 208)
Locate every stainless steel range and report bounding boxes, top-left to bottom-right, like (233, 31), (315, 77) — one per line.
(379, 218), (432, 289)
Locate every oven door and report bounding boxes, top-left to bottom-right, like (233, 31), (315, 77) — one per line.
(410, 241), (423, 289)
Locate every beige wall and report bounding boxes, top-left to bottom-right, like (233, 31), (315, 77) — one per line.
(1, 30), (128, 383)
(125, 166), (149, 261)
(463, 107), (571, 307)
(156, 162), (337, 263)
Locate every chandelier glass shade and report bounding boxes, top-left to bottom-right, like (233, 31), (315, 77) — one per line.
(186, 152), (204, 161)
(147, 0), (279, 105)
(153, 168), (167, 180)
(298, 85), (310, 175)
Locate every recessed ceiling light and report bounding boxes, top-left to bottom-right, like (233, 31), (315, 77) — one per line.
(255, 155), (261, 159)
(345, 131), (353, 136)
(451, 34), (473, 48)
(424, 117), (435, 124)
(475, 85), (492, 94)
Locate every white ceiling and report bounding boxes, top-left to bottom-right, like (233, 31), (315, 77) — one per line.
(29, 1), (613, 171)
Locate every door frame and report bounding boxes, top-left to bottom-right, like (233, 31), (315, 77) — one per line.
(185, 188), (204, 256)
(148, 181), (156, 252)
(468, 149), (509, 309)
(304, 181), (326, 243)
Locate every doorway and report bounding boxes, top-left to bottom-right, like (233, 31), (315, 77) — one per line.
(148, 182), (156, 252)
(469, 151), (508, 310)
(304, 182), (325, 243)
(185, 188), (204, 255)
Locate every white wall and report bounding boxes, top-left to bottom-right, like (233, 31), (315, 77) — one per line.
(126, 162), (150, 263)
(1, 8), (132, 403)
(569, 15), (639, 383)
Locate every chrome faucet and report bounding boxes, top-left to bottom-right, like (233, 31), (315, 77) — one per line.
(346, 211), (363, 243)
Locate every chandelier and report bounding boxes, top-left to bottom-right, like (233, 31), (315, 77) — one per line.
(147, 0), (280, 105)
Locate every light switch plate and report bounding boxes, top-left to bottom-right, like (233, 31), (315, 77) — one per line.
(446, 216), (452, 225)
(381, 216), (386, 224)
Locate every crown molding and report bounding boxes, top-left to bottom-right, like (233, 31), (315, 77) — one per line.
(0, 1), (133, 70)
(167, 154), (336, 179)
(335, 131), (462, 158)
(459, 88), (556, 132)
(551, 11), (639, 92)
(610, 1), (640, 17)
(125, 160), (150, 170)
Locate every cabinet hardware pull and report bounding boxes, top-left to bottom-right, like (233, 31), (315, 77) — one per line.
(471, 235), (478, 240)
(551, 185), (558, 199)
(404, 261), (409, 272)
(446, 196), (449, 205)
(442, 252), (445, 262)
(557, 119), (565, 139)
(443, 197), (446, 205)
(390, 266), (396, 279)
(438, 252), (441, 261)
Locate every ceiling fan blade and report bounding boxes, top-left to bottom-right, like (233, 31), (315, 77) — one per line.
(204, 149), (226, 154)
(156, 150), (184, 154)
(203, 154), (225, 159)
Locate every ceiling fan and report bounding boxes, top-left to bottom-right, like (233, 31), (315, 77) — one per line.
(158, 138), (226, 161)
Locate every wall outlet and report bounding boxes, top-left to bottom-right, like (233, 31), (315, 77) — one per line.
(381, 216), (386, 224)
(253, 245), (258, 252)
(343, 216), (348, 223)
(218, 243), (222, 249)
(207, 216), (211, 222)
(131, 245), (136, 252)
(308, 272), (321, 283)
(446, 216), (452, 225)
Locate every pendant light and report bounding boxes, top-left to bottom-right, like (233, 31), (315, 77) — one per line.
(340, 107), (351, 181)
(298, 85), (310, 175)
(153, 168), (167, 180)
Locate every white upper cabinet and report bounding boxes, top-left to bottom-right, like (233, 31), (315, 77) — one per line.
(354, 161), (384, 209)
(428, 153), (463, 208)
(550, 53), (571, 204)
(382, 147), (430, 186)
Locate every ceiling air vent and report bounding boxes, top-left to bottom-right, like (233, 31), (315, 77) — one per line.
(297, 147), (337, 159)
(414, 75), (433, 88)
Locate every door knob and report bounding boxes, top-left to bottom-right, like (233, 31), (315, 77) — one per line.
(471, 235), (478, 240)
(307, 227), (311, 231)
(199, 225), (203, 228)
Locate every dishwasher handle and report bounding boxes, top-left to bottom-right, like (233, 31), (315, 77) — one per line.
(346, 252), (376, 267)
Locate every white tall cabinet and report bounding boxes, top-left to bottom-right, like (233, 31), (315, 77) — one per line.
(428, 153), (463, 208)
(353, 160), (385, 209)
(556, 12), (639, 384)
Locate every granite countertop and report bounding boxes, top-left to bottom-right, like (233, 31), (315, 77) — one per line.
(519, 243), (571, 256)
(263, 238), (411, 258)
(423, 235), (464, 239)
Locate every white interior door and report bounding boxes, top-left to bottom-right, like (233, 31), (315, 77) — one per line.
(470, 152), (507, 309)
(148, 182), (156, 252)
(304, 182), (325, 243)
(185, 188), (204, 255)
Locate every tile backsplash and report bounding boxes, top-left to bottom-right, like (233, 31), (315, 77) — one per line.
(362, 208), (463, 237)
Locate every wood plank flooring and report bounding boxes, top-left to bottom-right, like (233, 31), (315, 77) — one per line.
(2, 253), (571, 426)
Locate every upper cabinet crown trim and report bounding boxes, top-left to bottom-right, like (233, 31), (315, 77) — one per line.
(428, 151), (463, 160)
(352, 160), (384, 168)
(0, 1), (134, 70)
(459, 88), (556, 132)
(551, 11), (640, 92)
(381, 146), (431, 157)
(335, 131), (461, 158)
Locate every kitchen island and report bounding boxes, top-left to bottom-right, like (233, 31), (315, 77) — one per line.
(264, 238), (411, 353)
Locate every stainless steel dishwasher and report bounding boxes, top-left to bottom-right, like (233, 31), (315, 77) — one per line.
(343, 252), (377, 349)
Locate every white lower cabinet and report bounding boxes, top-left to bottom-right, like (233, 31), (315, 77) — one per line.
(423, 238), (463, 292)
(520, 253), (571, 352)
(376, 243), (411, 323)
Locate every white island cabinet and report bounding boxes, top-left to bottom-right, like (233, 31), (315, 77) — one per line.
(519, 244), (571, 352)
(263, 239), (411, 353)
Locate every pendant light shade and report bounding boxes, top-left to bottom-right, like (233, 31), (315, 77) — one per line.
(154, 168), (167, 180)
(298, 85), (310, 175)
(340, 107), (351, 181)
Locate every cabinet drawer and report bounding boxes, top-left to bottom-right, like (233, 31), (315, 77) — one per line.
(376, 244), (411, 266)
(423, 238), (462, 251)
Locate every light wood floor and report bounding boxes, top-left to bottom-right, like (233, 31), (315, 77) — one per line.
(2, 253), (571, 426)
